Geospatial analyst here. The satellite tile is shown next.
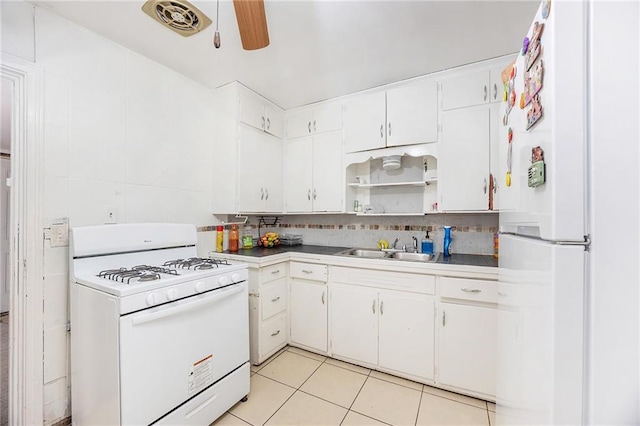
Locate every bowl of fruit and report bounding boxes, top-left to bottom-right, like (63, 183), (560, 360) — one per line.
(258, 232), (280, 248)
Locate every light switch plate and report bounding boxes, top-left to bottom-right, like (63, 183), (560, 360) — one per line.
(50, 221), (69, 247)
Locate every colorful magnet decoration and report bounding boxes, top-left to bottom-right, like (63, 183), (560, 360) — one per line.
(522, 37), (530, 56)
(523, 59), (544, 107)
(524, 22), (545, 71)
(502, 65), (517, 125)
(519, 92), (526, 109)
(506, 127), (513, 187)
(526, 94), (543, 130)
(527, 146), (546, 188)
(542, 0), (551, 19)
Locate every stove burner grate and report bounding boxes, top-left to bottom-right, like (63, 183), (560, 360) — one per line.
(98, 265), (178, 284)
(163, 257), (231, 270)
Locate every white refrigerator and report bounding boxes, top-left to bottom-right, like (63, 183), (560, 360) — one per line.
(497, 0), (640, 424)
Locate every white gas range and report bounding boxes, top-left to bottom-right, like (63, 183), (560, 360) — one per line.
(70, 223), (250, 426)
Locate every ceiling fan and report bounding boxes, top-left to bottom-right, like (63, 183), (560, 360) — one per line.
(141, 0), (270, 50)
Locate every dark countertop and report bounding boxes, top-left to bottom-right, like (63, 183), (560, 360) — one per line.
(222, 245), (497, 268)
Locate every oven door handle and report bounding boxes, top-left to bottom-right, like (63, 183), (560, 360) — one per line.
(131, 285), (245, 326)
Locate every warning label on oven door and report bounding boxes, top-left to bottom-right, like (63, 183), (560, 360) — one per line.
(188, 354), (214, 396)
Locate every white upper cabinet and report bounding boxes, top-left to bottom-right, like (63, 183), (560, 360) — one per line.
(440, 106), (490, 211)
(344, 80), (438, 153)
(386, 81), (439, 147)
(441, 64), (507, 111)
(287, 103), (342, 139)
(237, 126), (283, 213)
(344, 91), (387, 153)
(285, 131), (343, 213)
(239, 88), (285, 138)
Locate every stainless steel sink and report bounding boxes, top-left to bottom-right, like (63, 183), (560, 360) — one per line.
(389, 252), (439, 262)
(336, 248), (390, 259)
(335, 248), (440, 262)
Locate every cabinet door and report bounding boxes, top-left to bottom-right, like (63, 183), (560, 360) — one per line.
(489, 64), (507, 104)
(440, 107), (490, 211)
(264, 103), (284, 138)
(344, 91), (386, 153)
(378, 291), (435, 380)
(313, 103), (342, 134)
(261, 132), (283, 212)
(285, 137), (313, 212)
(438, 303), (497, 397)
(330, 284), (378, 365)
(386, 80), (438, 147)
(286, 110), (314, 139)
(312, 131), (343, 212)
(238, 126), (267, 212)
(238, 128), (282, 212)
(239, 92), (267, 132)
(290, 280), (328, 352)
(441, 70), (491, 111)
(489, 103), (502, 210)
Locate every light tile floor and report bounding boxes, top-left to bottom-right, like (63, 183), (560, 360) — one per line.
(213, 346), (495, 426)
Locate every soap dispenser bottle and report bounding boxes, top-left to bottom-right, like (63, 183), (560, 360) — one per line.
(443, 226), (453, 257)
(421, 230), (434, 254)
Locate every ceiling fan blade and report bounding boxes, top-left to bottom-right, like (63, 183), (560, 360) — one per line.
(233, 0), (270, 50)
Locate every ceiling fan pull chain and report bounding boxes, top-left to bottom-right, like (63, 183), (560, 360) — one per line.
(214, 0), (221, 48)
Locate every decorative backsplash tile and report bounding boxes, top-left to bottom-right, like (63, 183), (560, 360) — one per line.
(198, 213), (499, 256)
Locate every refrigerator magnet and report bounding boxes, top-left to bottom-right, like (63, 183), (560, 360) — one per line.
(542, 0), (551, 19)
(524, 60), (544, 107)
(525, 22), (545, 71)
(526, 94), (543, 130)
(506, 128), (513, 187)
(522, 37), (530, 56)
(528, 147), (546, 188)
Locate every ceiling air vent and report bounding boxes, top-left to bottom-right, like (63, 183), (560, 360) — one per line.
(142, 0), (212, 37)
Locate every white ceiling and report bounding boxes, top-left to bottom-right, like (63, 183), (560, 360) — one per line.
(31, 0), (539, 109)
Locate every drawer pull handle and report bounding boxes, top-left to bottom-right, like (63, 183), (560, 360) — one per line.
(271, 270), (280, 275)
(271, 296), (280, 302)
(372, 299), (376, 314)
(442, 311), (446, 327)
(271, 330), (280, 337)
(302, 270), (313, 274)
(461, 288), (481, 293)
(498, 291), (507, 297)
(321, 291), (325, 305)
(380, 300), (384, 315)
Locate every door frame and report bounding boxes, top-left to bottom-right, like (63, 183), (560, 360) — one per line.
(1, 53), (44, 425)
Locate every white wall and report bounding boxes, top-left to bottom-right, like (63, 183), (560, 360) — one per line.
(32, 7), (215, 424)
(0, 1), (35, 62)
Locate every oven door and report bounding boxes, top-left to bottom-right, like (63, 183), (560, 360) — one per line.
(119, 282), (249, 425)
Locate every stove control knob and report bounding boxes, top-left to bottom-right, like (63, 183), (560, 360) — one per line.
(145, 293), (158, 306)
(166, 289), (178, 301)
(195, 281), (206, 293)
(218, 275), (230, 286)
(232, 273), (241, 283)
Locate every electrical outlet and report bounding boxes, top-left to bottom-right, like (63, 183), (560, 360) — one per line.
(50, 222), (69, 247)
(104, 207), (117, 224)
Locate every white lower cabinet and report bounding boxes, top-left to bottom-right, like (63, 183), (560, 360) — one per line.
(437, 277), (498, 398)
(330, 267), (436, 381)
(289, 280), (328, 352)
(248, 262), (289, 365)
(289, 262), (329, 353)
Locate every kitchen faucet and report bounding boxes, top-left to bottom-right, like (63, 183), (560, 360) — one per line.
(412, 236), (418, 253)
(391, 237), (400, 249)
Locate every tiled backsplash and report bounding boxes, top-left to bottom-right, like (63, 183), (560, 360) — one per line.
(200, 213), (499, 256)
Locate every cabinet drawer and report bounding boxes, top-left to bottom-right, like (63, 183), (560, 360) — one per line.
(261, 280), (287, 320)
(260, 313), (287, 356)
(330, 266), (435, 294)
(290, 262), (327, 282)
(440, 277), (497, 304)
(259, 263), (287, 284)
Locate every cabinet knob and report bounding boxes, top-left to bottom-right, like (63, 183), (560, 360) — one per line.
(380, 300), (384, 315)
(265, 188), (269, 200)
(442, 310), (446, 327)
(380, 124), (384, 138)
(261, 187), (264, 200)
(321, 291), (325, 305)
(493, 176), (498, 194)
(308, 121), (311, 133)
(388, 122), (392, 137)
(307, 189), (311, 200)
(262, 116), (265, 130)
(372, 299), (376, 314)
(493, 83), (498, 100)
(313, 120), (316, 132)
(483, 85), (488, 102)
(313, 188), (317, 200)
(266, 117), (271, 130)
(483, 178), (488, 194)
